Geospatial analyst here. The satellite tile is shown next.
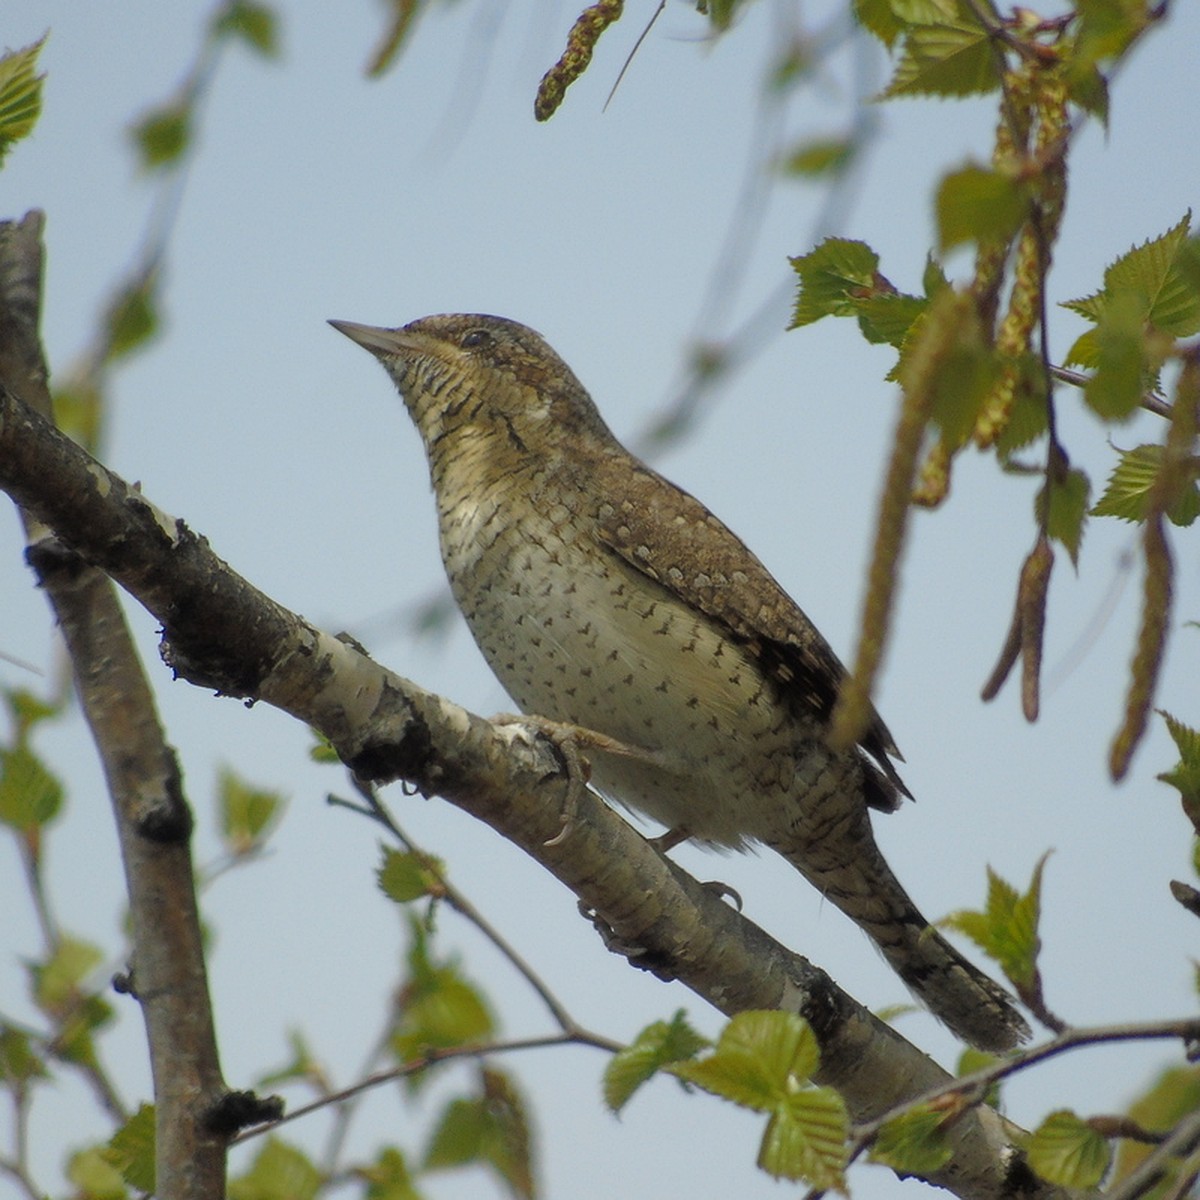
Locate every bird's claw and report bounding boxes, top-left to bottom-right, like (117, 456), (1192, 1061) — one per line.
(700, 878), (743, 911)
(493, 714), (596, 848)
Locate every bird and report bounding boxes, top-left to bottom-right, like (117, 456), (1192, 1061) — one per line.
(330, 312), (1030, 1052)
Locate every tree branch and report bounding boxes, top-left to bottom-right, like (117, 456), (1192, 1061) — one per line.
(0, 212), (255, 1199)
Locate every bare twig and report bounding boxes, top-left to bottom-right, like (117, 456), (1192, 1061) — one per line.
(349, 778), (605, 1040)
(236, 1033), (614, 1144)
(1049, 363), (1172, 419)
(1104, 1106), (1200, 1200)
(316, 777), (621, 1175)
(847, 1016), (1200, 1167)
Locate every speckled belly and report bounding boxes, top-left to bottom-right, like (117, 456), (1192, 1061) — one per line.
(442, 507), (806, 848)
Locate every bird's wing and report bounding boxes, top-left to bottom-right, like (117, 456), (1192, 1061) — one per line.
(589, 457), (910, 809)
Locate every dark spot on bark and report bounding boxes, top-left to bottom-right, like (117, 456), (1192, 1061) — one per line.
(349, 705), (435, 785)
(204, 1089), (284, 1135)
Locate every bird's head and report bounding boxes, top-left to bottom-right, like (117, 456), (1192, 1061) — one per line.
(330, 314), (612, 467)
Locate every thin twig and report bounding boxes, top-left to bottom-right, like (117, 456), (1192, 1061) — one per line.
(0, 1155), (42, 1200)
(844, 1016), (1200, 1168)
(603, 0), (665, 112)
(1050, 363), (1172, 419)
(1104, 1106), (1200, 1200)
(347, 777), (604, 1040)
(233, 1033), (617, 1144)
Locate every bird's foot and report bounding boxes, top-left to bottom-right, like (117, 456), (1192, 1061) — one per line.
(646, 825), (692, 854)
(492, 713), (654, 762)
(700, 878), (744, 911)
(578, 902), (679, 978)
(578, 901), (648, 958)
(644, 828), (742, 908)
(491, 714), (602, 847)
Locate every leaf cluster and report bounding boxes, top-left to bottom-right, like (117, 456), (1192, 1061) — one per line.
(796, 1), (1198, 783)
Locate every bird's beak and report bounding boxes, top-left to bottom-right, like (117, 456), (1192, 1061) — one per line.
(328, 319), (410, 359)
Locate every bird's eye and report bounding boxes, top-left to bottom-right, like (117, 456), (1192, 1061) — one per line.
(460, 328), (492, 349)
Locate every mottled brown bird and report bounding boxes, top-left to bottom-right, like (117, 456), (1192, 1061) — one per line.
(331, 312), (1030, 1052)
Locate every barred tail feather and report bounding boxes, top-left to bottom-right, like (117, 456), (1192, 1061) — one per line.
(771, 832), (1030, 1052)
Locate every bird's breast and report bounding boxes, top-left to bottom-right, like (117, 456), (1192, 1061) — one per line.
(435, 478), (810, 847)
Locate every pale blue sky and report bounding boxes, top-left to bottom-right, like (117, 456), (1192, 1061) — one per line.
(3, 4), (1199, 1198)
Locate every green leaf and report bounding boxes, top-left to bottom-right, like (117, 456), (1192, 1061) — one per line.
(1115, 1063), (1200, 1182)
(671, 1011), (820, 1111)
(361, 1147), (424, 1200)
(57, 992), (116, 1068)
(853, 0), (964, 47)
(0, 1024), (48, 1086)
(1157, 711), (1200, 811)
(853, 292), (927, 348)
(30, 935), (104, 1015)
(944, 854), (1048, 991)
(393, 972), (494, 1061)
(956, 1047), (1001, 1108)
(767, 42), (816, 92)
(1064, 53), (1110, 124)
(424, 1069), (534, 1200)
(923, 254), (950, 298)
(1037, 467), (1090, 566)
(1064, 213), (1200, 338)
(393, 922), (494, 1066)
(229, 1138), (322, 1200)
(479, 1067), (534, 1200)
(377, 847), (442, 903)
(1111, 214), (1195, 329)
(881, 20), (1000, 99)
(669, 1012), (845, 1187)
(218, 767), (285, 856)
(869, 1103), (954, 1174)
(704, 0), (751, 31)
(104, 1104), (156, 1193)
(889, 293), (996, 440)
(1027, 1109), (1111, 1188)
(936, 165), (1027, 252)
(852, 0), (906, 47)
(104, 277), (160, 361)
(0, 743), (63, 830)
(130, 102), (192, 169)
(1091, 444), (1200, 527)
(0, 37), (46, 167)
(424, 1096), (489, 1169)
(779, 137), (854, 178)
(1082, 292), (1152, 420)
(926, 335), (1002, 447)
(52, 378), (105, 450)
(603, 1010), (709, 1113)
(759, 1088), (848, 1186)
(789, 238), (881, 327)
(4, 686), (61, 736)
(213, 1), (280, 57)
(1076, 0), (1154, 63)
(66, 1145), (128, 1200)
(308, 730), (340, 763)
(994, 361), (1050, 455)
(891, 0), (962, 21)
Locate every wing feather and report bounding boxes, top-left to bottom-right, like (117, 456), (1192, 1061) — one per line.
(587, 458), (910, 811)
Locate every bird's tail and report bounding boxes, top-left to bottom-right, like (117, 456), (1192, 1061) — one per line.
(768, 818), (1030, 1053)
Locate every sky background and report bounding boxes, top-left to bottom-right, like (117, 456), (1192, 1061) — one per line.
(3, 2), (1199, 1197)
